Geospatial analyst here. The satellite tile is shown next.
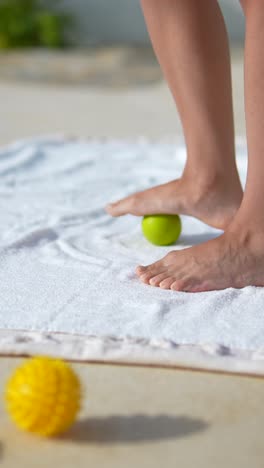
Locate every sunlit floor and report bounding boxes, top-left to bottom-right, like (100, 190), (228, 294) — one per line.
(0, 358), (263, 468)
(0, 46), (260, 468)
(0, 47), (245, 145)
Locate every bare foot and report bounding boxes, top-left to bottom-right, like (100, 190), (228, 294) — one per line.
(106, 171), (243, 230)
(136, 225), (264, 292)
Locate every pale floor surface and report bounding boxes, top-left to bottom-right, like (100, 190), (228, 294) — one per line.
(0, 358), (263, 468)
(0, 47), (259, 467)
(0, 48), (245, 145)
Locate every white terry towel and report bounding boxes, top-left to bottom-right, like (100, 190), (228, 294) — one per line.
(0, 136), (263, 374)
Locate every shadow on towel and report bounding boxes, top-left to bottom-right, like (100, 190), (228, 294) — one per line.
(60, 414), (209, 444)
(180, 231), (220, 246)
(5, 228), (58, 252)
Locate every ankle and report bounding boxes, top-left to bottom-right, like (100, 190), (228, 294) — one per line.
(182, 164), (241, 196)
(227, 215), (264, 249)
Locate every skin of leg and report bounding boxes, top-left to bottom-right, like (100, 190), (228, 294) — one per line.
(106, 0), (243, 230)
(138, 1), (264, 292)
(234, 0), (264, 223)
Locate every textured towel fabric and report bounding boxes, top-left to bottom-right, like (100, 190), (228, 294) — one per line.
(1, 136), (264, 369)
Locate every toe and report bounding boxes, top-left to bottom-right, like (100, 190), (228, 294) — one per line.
(139, 272), (154, 284)
(159, 277), (175, 289)
(139, 268), (167, 285)
(136, 265), (147, 275)
(105, 200), (125, 217)
(105, 195), (136, 217)
(136, 259), (165, 279)
(149, 272), (168, 286)
(170, 279), (189, 292)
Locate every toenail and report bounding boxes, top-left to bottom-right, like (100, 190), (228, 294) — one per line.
(140, 273), (149, 280)
(171, 280), (186, 291)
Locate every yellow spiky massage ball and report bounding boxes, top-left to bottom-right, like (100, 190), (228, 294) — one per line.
(5, 356), (82, 436)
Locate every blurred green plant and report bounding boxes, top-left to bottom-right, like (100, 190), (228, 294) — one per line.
(0, 0), (71, 49)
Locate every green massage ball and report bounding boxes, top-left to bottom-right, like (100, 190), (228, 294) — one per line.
(142, 214), (182, 246)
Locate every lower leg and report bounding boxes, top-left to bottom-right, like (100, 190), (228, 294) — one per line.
(230, 0), (264, 229)
(137, 2), (264, 292)
(140, 0), (236, 174)
(107, 0), (242, 229)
